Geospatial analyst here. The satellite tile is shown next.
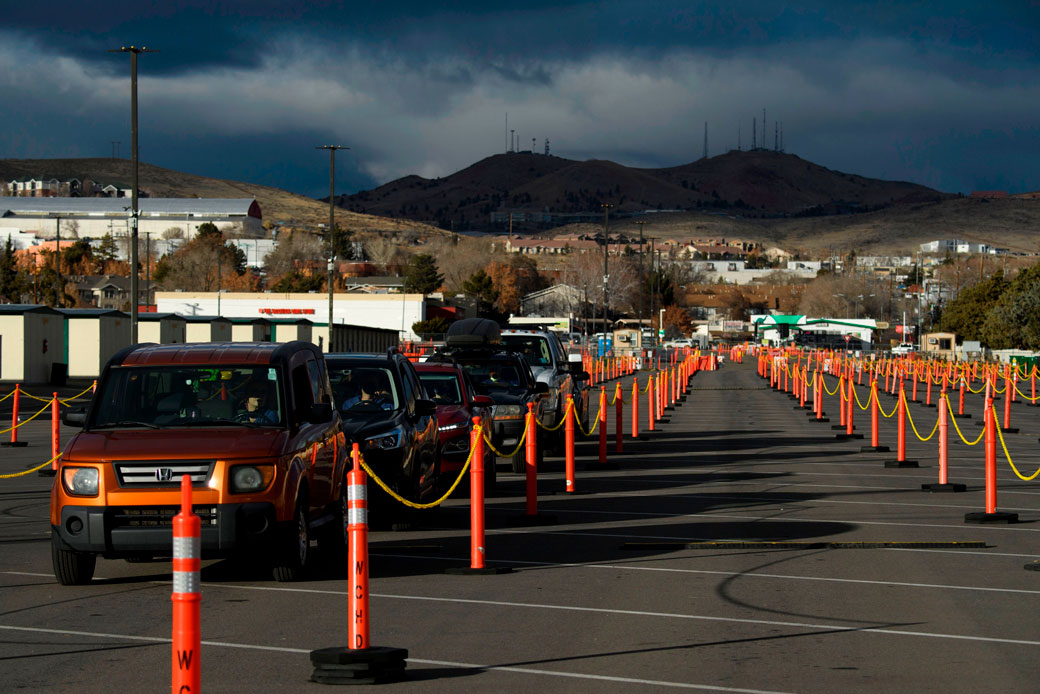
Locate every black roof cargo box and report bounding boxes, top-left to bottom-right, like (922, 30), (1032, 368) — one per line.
(445, 318), (501, 348)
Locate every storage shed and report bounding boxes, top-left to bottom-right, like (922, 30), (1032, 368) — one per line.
(270, 318), (312, 344)
(230, 317), (272, 343)
(183, 315), (232, 343)
(0, 305), (66, 383)
(57, 309), (130, 379)
(329, 323), (400, 353)
(137, 313), (187, 345)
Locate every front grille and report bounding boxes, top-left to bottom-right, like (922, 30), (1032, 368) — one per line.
(110, 506), (218, 528)
(114, 460), (214, 488)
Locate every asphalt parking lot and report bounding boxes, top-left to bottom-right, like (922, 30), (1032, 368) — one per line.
(1, 361), (1038, 693)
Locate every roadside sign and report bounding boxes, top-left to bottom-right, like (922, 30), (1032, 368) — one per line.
(658, 329), (665, 338)
(844, 335), (851, 343)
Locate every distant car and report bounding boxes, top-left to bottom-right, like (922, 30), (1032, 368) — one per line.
(415, 362), (496, 492)
(326, 349), (440, 521)
(892, 343), (918, 355)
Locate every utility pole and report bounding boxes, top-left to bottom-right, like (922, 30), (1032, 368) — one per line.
(317, 145), (349, 344)
(600, 203), (613, 352)
(110, 45), (157, 343)
(634, 220), (647, 346)
(144, 232), (151, 311)
(54, 215), (61, 308)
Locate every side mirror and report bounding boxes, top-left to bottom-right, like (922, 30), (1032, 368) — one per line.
(534, 382), (549, 394)
(415, 399), (437, 417)
(471, 395), (494, 408)
(573, 371), (590, 382)
(62, 407), (87, 427)
(306, 402), (333, 423)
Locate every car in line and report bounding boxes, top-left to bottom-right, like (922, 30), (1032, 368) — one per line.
(501, 327), (590, 450)
(326, 349), (440, 522)
(415, 362), (496, 492)
(52, 341), (346, 584)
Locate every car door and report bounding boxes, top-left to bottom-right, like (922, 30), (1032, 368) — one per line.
(400, 358), (438, 496)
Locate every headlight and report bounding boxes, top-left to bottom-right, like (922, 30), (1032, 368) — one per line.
(61, 467), (98, 497)
(493, 405), (522, 417)
(438, 422), (468, 433)
(230, 465), (274, 493)
(365, 428), (403, 450)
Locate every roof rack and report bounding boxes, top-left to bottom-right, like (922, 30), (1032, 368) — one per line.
(445, 317), (501, 348)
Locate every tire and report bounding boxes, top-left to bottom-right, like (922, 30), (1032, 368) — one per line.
(272, 503), (309, 582)
(510, 442), (541, 473)
(52, 535), (96, 586)
(317, 483), (348, 554)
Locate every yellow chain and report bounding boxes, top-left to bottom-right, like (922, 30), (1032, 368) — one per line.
(903, 391), (939, 441)
(0, 400), (54, 435)
(993, 406), (1040, 481)
(821, 376), (841, 396)
(876, 388), (898, 418)
(482, 421), (529, 458)
(0, 455), (59, 479)
(357, 429), (479, 509)
(1012, 382), (1040, 402)
(944, 395), (984, 446)
(853, 383), (870, 411)
(0, 390), (13, 404)
(59, 383), (96, 405)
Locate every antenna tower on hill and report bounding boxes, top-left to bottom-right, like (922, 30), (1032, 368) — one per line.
(752, 117), (756, 149)
(702, 122), (708, 159)
(545, 138), (550, 155)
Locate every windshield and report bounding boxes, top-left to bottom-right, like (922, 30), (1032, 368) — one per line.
(451, 357), (526, 395)
(418, 372), (462, 405)
(329, 366), (400, 413)
(93, 365), (285, 428)
(502, 335), (552, 367)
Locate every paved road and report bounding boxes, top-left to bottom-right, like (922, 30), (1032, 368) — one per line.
(1, 360), (1038, 693)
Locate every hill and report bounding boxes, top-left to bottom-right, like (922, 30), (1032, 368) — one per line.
(0, 158), (442, 235)
(337, 149), (948, 229)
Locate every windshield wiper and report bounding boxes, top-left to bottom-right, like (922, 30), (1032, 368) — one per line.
(92, 420), (160, 430)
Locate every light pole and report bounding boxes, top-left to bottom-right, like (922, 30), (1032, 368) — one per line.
(317, 145), (349, 346)
(600, 203), (613, 351)
(634, 220), (647, 345)
(109, 45), (157, 343)
(53, 215), (61, 308)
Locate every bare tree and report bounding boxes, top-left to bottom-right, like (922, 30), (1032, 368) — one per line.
(263, 231), (322, 278)
(162, 226), (185, 240)
(362, 233), (404, 273)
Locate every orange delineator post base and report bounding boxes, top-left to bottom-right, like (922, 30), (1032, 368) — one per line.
(171, 474), (201, 694)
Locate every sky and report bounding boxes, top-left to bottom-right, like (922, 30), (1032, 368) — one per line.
(3, 2), (1040, 201)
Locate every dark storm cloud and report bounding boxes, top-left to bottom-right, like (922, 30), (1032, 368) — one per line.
(3, 2), (1040, 197)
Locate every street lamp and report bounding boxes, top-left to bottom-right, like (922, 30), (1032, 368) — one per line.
(317, 144), (349, 348)
(634, 220), (647, 346)
(600, 203), (613, 350)
(109, 45), (157, 343)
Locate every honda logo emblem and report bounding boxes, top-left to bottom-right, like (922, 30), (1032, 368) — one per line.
(156, 467), (174, 482)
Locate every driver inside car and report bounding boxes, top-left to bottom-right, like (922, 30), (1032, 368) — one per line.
(238, 380), (279, 424)
(341, 372), (394, 411)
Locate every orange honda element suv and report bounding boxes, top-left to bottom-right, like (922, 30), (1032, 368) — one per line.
(51, 341), (347, 584)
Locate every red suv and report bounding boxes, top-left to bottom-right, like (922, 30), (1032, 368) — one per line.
(415, 362), (495, 492)
(51, 341), (346, 584)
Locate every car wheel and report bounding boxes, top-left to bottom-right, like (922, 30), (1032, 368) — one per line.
(317, 482), (349, 554)
(52, 535), (96, 585)
(272, 502), (309, 582)
(510, 442), (542, 473)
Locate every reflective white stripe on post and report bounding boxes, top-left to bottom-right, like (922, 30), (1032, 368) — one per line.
(173, 536), (200, 560)
(173, 570), (200, 594)
(349, 484), (367, 502)
(348, 507), (367, 525)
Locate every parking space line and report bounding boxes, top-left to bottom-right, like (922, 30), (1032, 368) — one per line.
(0, 624), (793, 693)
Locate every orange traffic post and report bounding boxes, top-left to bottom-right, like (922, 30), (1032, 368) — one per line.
(647, 377), (655, 432)
(171, 474), (201, 694)
(2, 384), (27, 448)
(958, 375), (969, 417)
(468, 418), (487, 568)
(525, 403), (538, 516)
(310, 445), (409, 684)
(860, 380), (888, 452)
(41, 392), (60, 476)
(925, 364), (934, 407)
(1001, 372), (1018, 433)
(965, 398), (1018, 523)
(836, 374), (861, 440)
(885, 382), (917, 468)
(911, 363), (920, 402)
(923, 394), (965, 492)
(564, 395), (577, 492)
(614, 383), (623, 453)
(598, 385), (607, 464)
(631, 379), (640, 439)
